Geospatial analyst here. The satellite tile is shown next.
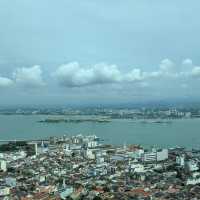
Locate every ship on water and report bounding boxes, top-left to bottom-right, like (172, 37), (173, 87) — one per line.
(140, 119), (172, 124)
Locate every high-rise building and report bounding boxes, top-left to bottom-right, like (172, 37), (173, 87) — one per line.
(157, 149), (168, 161)
(0, 159), (7, 172)
(142, 149), (168, 162)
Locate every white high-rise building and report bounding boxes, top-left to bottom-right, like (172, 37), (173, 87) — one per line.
(157, 149), (168, 161)
(176, 155), (185, 167)
(142, 149), (168, 162)
(87, 141), (98, 148)
(84, 149), (95, 159)
(0, 159), (7, 172)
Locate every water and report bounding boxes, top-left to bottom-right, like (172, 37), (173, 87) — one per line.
(0, 114), (200, 148)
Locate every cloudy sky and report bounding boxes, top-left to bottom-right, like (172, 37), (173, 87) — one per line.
(0, 0), (200, 106)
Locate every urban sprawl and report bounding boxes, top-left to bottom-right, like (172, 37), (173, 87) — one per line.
(1, 134), (200, 200)
(1, 107), (200, 119)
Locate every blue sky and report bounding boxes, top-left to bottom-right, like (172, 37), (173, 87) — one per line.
(0, 0), (200, 106)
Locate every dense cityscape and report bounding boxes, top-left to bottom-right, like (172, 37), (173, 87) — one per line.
(1, 134), (200, 199)
(1, 107), (200, 120)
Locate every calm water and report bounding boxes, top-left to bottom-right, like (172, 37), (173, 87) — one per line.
(0, 115), (200, 148)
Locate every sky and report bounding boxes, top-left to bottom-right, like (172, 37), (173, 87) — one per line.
(0, 0), (200, 106)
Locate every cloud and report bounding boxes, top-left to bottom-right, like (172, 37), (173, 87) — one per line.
(181, 59), (200, 78)
(91, 63), (122, 83)
(1, 58), (198, 91)
(191, 66), (200, 77)
(145, 58), (200, 80)
(53, 59), (200, 88)
(182, 58), (193, 67)
(54, 62), (123, 87)
(146, 59), (180, 79)
(159, 59), (175, 73)
(13, 65), (45, 88)
(124, 68), (144, 81)
(54, 62), (153, 87)
(0, 76), (13, 88)
(1, 58), (200, 105)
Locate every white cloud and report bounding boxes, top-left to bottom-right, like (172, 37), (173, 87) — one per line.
(182, 58), (193, 67)
(147, 71), (163, 78)
(0, 76), (13, 88)
(191, 66), (200, 77)
(159, 59), (175, 73)
(4, 58), (196, 91)
(54, 62), (152, 87)
(124, 68), (144, 81)
(54, 59), (200, 88)
(145, 58), (200, 80)
(181, 59), (200, 78)
(92, 63), (122, 83)
(54, 62), (123, 87)
(13, 65), (45, 88)
(155, 59), (181, 78)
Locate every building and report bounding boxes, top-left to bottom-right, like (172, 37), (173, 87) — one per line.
(97, 157), (104, 164)
(157, 149), (168, 161)
(0, 187), (10, 197)
(87, 141), (98, 148)
(133, 149), (144, 159)
(142, 149), (168, 162)
(176, 154), (185, 167)
(83, 149), (95, 159)
(143, 152), (157, 162)
(5, 177), (16, 187)
(0, 159), (7, 172)
(187, 177), (200, 185)
(64, 144), (72, 156)
(185, 160), (199, 172)
(130, 164), (145, 173)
